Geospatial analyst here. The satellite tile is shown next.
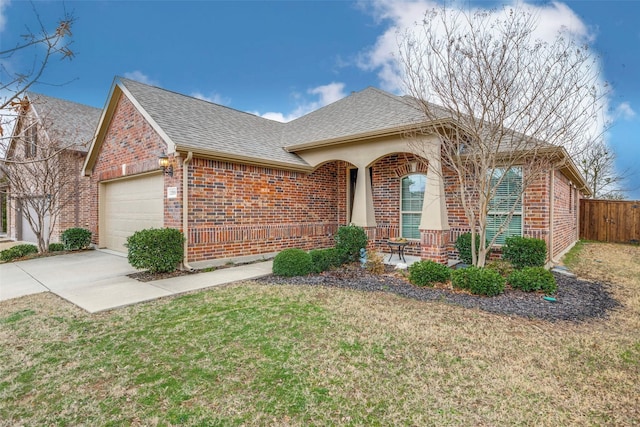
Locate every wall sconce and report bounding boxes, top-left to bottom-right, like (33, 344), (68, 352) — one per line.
(159, 153), (173, 177)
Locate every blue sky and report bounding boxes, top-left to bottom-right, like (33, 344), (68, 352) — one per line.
(1, 0), (639, 198)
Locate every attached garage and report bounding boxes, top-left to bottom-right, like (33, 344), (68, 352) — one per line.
(100, 172), (164, 252)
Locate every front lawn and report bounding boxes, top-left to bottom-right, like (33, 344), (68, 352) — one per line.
(1, 242), (638, 425)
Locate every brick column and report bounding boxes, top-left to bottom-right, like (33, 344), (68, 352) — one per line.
(420, 229), (450, 264)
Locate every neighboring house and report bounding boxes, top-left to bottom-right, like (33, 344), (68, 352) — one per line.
(3, 94), (101, 246)
(82, 77), (590, 265)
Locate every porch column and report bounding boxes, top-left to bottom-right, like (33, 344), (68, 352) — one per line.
(350, 166), (376, 228)
(419, 145), (450, 264)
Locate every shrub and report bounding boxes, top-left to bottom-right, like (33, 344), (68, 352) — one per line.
(502, 236), (547, 269)
(452, 266), (505, 296)
(309, 248), (342, 273)
(48, 243), (65, 252)
(0, 244), (38, 262)
(455, 232), (490, 265)
(409, 260), (451, 287)
(273, 248), (313, 277)
(508, 267), (557, 294)
(126, 228), (184, 273)
(61, 228), (92, 251)
(335, 225), (368, 263)
(485, 259), (514, 278)
(365, 251), (385, 275)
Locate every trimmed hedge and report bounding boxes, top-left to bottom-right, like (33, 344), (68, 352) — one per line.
(48, 243), (65, 252)
(455, 232), (489, 265)
(273, 248), (313, 277)
(485, 259), (514, 278)
(502, 236), (547, 269)
(508, 267), (557, 294)
(452, 266), (505, 296)
(335, 225), (368, 263)
(0, 244), (38, 262)
(409, 260), (451, 287)
(309, 248), (342, 273)
(61, 228), (92, 251)
(126, 228), (184, 273)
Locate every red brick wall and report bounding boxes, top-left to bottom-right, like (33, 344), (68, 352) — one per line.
(55, 151), (92, 240)
(186, 159), (339, 261)
(551, 170), (579, 258)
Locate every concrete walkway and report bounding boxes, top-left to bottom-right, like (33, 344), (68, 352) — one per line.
(0, 250), (272, 313)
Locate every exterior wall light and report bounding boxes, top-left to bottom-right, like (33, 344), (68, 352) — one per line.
(159, 153), (173, 177)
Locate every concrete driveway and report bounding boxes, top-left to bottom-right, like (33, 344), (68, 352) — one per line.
(0, 250), (273, 313)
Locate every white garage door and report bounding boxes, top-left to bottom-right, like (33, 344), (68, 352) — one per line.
(102, 173), (164, 253)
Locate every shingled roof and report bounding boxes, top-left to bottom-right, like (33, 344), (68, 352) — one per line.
(281, 87), (428, 149)
(119, 78), (306, 167)
(28, 93), (101, 152)
(115, 78), (444, 168)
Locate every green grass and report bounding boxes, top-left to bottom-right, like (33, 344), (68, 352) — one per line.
(1, 243), (639, 425)
(561, 239), (587, 268)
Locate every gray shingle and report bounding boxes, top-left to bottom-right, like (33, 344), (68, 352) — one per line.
(281, 87), (430, 148)
(28, 93), (101, 152)
(119, 78), (308, 167)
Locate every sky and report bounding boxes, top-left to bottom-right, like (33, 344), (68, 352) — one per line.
(1, 0), (639, 198)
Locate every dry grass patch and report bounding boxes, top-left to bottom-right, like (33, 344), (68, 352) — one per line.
(0, 242), (638, 425)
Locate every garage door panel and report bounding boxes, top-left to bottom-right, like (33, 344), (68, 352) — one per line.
(102, 173), (163, 252)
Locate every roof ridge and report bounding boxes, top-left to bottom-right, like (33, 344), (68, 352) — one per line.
(25, 92), (102, 111)
(117, 77), (284, 125)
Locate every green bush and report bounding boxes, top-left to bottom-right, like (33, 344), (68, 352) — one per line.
(455, 232), (489, 265)
(508, 267), (557, 294)
(452, 266), (505, 296)
(409, 260), (451, 287)
(61, 228), (92, 251)
(0, 244), (38, 262)
(309, 248), (342, 273)
(502, 236), (547, 269)
(126, 228), (184, 273)
(335, 225), (368, 263)
(485, 259), (514, 278)
(48, 243), (65, 252)
(273, 248), (313, 277)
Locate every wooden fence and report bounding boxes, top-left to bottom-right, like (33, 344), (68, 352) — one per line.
(580, 199), (640, 243)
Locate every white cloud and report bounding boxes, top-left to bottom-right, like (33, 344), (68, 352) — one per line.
(191, 91), (231, 106)
(0, 0), (10, 32)
(358, 0), (596, 93)
(253, 82), (348, 122)
(615, 102), (636, 120)
(123, 71), (158, 86)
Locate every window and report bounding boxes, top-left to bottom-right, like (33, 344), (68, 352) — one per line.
(24, 124), (37, 158)
(401, 174), (426, 239)
(487, 167), (522, 245)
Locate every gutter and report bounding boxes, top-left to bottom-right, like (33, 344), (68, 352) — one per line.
(549, 168), (556, 264)
(182, 151), (193, 270)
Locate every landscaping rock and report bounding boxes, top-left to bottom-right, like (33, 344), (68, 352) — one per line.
(255, 265), (621, 322)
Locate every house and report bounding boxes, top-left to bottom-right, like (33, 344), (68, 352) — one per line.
(3, 94), (101, 246)
(82, 77), (590, 266)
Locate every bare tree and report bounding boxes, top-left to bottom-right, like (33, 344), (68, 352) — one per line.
(0, 3), (75, 149)
(2, 104), (86, 253)
(401, 7), (606, 266)
(577, 139), (628, 199)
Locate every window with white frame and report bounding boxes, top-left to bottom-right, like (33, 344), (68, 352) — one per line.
(400, 174), (426, 239)
(487, 167), (523, 245)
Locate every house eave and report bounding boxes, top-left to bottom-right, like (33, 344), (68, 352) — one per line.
(284, 119), (454, 153)
(175, 146), (313, 173)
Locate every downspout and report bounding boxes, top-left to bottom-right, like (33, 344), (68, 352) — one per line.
(549, 168), (555, 264)
(182, 151), (193, 270)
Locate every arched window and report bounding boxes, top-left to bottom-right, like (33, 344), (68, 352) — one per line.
(400, 174), (426, 239)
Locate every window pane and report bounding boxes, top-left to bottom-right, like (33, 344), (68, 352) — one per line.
(486, 214), (522, 245)
(402, 213), (421, 239)
(401, 174), (426, 212)
(489, 167), (522, 211)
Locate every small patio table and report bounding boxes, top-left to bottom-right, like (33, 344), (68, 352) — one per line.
(386, 240), (408, 263)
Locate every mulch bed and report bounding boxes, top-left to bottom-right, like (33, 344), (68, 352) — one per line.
(255, 265), (621, 322)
